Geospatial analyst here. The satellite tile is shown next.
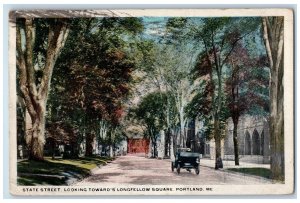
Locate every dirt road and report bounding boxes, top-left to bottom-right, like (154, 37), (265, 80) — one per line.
(73, 155), (272, 186)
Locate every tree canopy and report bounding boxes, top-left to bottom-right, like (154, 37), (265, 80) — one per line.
(17, 15), (280, 178)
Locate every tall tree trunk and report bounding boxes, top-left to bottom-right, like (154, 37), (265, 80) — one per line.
(109, 145), (113, 158)
(150, 134), (158, 158)
(233, 117), (239, 165)
(214, 117), (223, 169)
(229, 59), (240, 166)
(155, 141), (158, 157)
(214, 70), (223, 169)
(26, 102), (46, 161)
(262, 17), (284, 181)
(172, 130), (177, 159)
(151, 138), (155, 158)
(16, 18), (70, 161)
(165, 128), (171, 157)
(85, 132), (94, 156)
(179, 108), (187, 148)
(269, 60), (284, 180)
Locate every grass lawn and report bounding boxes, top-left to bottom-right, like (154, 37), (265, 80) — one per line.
(17, 156), (114, 186)
(227, 167), (271, 179)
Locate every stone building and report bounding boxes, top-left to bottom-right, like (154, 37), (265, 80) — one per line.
(223, 115), (270, 163)
(154, 115), (270, 164)
(192, 115), (270, 164)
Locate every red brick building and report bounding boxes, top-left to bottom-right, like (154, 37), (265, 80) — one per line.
(127, 138), (150, 154)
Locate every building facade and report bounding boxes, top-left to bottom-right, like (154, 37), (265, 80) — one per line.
(223, 115), (270, 163)
(128, 138), (150, 154)
(153, 115), (270, 164)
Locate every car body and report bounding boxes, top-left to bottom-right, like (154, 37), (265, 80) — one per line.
(171, 148), (200, 175)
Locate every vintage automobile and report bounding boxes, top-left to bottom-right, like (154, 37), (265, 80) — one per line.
(171, 148), (200, 175)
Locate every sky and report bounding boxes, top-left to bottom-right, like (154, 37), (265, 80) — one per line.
(142, 17), (169, 39)
(140, 16), (265, 57)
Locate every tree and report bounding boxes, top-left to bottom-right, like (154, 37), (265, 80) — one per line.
(16, 18), (70, 160)
(132, 92), (168, 157)
(137, 42), (198, 154)
(225, 41), (269, 165)
(225, 45), (249, 166)
(189, 18), (260, 169)
(262, 17), (284, 181)
(145, 17), (266, 169)
(48, 17), (143, 157)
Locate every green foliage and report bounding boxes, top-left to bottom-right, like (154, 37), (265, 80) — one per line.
(97, 17), (143, 34)
(15, 18), (72, 72)
(165, 17), (189, 43)
(42, 17), (145, 157)
(185, 80), (209, 119)
(166, 17), (187, 30)
(134, 39), (157, 72)
(48, 17), (144, 130)
(243, 66), (270, 117)
(132, 92), (169, 140)
(227, 167), (271, 179)
(17, 156), (113, 185)
(32, 16), (268, 159)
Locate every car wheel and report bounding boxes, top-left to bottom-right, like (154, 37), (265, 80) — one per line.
(177, 164), (180, 174)
(195, 167), (199, 175)
(171, 162), (174, 172)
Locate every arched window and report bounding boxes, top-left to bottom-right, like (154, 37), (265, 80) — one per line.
(245, 131), (251, 155)
(252, 129), (260, 155)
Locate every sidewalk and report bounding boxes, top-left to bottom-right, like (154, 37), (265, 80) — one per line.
(200, 158), (270, 169)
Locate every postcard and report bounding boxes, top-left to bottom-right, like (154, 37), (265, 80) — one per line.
(8, 8), (294, 195)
